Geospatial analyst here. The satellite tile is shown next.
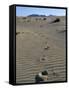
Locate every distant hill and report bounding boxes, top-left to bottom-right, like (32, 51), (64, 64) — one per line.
(27, 14), (46, 17)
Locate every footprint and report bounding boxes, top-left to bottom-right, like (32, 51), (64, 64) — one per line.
(52, 71), (59, 77)
(40, 56), (48, 62)
(44, 46), (50, 50)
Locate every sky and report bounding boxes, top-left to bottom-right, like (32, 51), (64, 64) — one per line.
(16, 6), (66, 16)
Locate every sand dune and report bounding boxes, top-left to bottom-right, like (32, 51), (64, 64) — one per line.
(16, 16), (66, 83)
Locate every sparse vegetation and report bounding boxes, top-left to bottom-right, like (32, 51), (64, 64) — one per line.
(22, 17), (26, 19)
(43, 18), (46, 20)
(39, 18), (41, 20)
(51, 18), (60, 23)
(27, 20), (30, 22)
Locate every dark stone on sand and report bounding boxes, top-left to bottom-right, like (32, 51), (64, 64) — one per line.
(35, 71), (48, 83)
(42, 71), (48, 75)
(35, 75), (44, 83)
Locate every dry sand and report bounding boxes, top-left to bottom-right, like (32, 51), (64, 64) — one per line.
(16, 16), (66, 83)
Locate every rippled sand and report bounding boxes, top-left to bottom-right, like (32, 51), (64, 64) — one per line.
(16, 16), (66, 83)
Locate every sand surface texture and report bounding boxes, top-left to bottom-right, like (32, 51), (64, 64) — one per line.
(16, 16), (66, 83)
